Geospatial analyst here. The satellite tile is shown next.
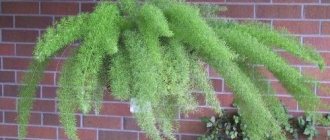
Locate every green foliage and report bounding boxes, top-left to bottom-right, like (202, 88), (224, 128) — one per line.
(224, 21), (325, 69)
(200, 112), (330, 140)
(18, 59), (50, 139)
(34, 14), (88, 62)
(18, 1), (327, 140)
(211, 21), (320, 113)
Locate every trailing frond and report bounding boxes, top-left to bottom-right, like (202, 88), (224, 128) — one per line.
(162, 3), (283, 139)
(237, 62), (289, 127)
(34, 14), (89, 62)
(88, 3), (121, 55)
(162, 40), (198, 113)
(58, 55), (80, 140)
(219, 21), (325, 69)
(18, 59), (50, 140)
(73, 42), (104, 114)
(153, 96), (178, 140)
(212, 23), (320, 112)
(188, 53), (222, 115)
(124, 30), (161, 104)
(135, 108), (162, 140)
(137, 4), (173, 37)
(161, 2), (235, 61)
(109, 47), (132, 100)
(137, 4), (171, 98)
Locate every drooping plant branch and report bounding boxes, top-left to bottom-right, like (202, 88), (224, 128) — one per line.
(18, 0), (327, 140)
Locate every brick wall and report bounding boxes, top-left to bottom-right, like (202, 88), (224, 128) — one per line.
(0, 0), (329, 140)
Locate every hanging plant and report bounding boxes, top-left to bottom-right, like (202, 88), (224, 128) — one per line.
(18, 0), (328, 140)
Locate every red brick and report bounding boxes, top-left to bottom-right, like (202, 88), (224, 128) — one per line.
(321, 21), (330, 35)
(0, 112), (3, 123)
(317, 83), (330, 97)
(100, 102), (132, 116)
(59, 128), (97, 140)
(15, 16), (53, 29)
(278, 51), (311, 65)
(0, 71), (15, 83)
(0, 16), (13, 28)
(1, 2), (39, 14)
(42, 86), (57, 99)
(2, 58), (60, 71)
(226, 0), (270, 2)
(217, 93), (234, 107)
(32, 99), (55, 112)
(98, 131), (138, 140)
(321, 0), (330, 2)
(123, 117), (140, 130)
(219, 5), (254, 18)
(83, 116), (121, 129)
(314, 127), (329, 140)
(43, 113), (60, 126)
(179, 120), (206, 134)
(4, 112), (41, 125)
(41, 2), (79, 15)
(139, 133), (179, 140)
(319, 98), (330, 112)
(81, 3), (96, 13)
(47, 59), (65, 71)
(256, 5), (301, 18)
(302, 67), (330, 81)
(0, 98), (16, 110)
(278, 96), (298, 110)
(17, 71), (54, 85)
(273, 0), (318, 3)
(305, 5), (330, 19)
(273, 20), (319, 34)
(27, 126), (57, 139)
(271, 81), (289, 95)
(211, 79), (223, 92)
(304, 37), (330, 51)
(320, 52), (330, 66)
(2, 30), (39, 43)
(0, 44), (15, 56)
(0, 125), (17, 137)
(187, 0), (224, 2)
(181, 135), (199, 140)
(181, 107), (216, 120)
(256, 66), (276, 80)
(15, 44), (35, 57)
(4, 84), (41, 98)
(2, 57), (30, 70)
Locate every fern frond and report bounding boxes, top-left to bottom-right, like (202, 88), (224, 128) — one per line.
(153, 96), (178, 140)
(109, 47), (132, 100)
(162, 3), (235, 61)
(237, 62), (289, 127)
(18, 59), (50, 140)
(137, 4), (173, 37)
(34, 14), (89, 62)
(212, 23), (320, 113)
(162, 3), (283, 139)
(162, 40), (197, 113)
(58, 56), (80, 140)
(74, 42), (104, 114)
(221, 21), (325, 69)
(88, 3), (121, 55)
(188, 53), (222, 115)
(135, 108), (162, 140)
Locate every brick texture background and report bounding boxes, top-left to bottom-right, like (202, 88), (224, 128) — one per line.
(0, 0), (330, 140)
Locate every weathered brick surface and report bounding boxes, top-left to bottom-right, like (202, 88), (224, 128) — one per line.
(0, 1), (329, 140)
